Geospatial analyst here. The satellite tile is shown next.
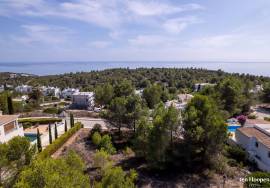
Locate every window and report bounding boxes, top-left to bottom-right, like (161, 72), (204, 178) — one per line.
(268, 152), (270, 158)
(255, 142), (258, 147)
(255, 155), (261, 160)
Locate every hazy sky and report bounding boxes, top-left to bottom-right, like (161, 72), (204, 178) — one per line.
(0, 0), (270, 62)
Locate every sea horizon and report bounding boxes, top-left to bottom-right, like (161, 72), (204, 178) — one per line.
(1, 61), (270, 77)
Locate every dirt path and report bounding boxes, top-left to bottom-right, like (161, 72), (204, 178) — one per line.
(51, 128), (90, 159)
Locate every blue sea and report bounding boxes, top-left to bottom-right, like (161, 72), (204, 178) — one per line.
(0, 61), (270, 76)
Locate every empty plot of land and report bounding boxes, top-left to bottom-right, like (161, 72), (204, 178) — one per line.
(74, 118), (111, 130)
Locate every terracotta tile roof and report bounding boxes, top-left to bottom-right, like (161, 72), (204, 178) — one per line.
(237, 127), (270, 149)
(0, 115), (19, 126)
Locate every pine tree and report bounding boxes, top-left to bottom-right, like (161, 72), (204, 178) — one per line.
(37, 128), (42, 152)
(48, 124), (52, 144)
(64, 120), (67, 132)
(7, 96), (14, 114)
(54, 124), (58, 139)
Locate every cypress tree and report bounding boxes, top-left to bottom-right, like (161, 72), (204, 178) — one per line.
(37, 128), (42, 152)
(54, 124), (58, 139)
(70, 113), (74, 128)
(64, 120), (67, 132)
(7, 96), (14, 114)
(48, 123), (52, 144)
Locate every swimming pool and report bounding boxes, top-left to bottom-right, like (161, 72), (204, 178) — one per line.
(227, 125), (241, 132)
(24, 133), (37, 142)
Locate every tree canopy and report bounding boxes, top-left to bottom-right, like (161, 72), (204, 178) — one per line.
(14, 151), (89, 188)
(183, 95), (227, 169)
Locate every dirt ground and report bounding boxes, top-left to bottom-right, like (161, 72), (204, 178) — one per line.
(52, 129), (247, 188)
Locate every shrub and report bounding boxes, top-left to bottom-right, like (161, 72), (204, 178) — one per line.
(92, 132), (102, 146)
(123, 147), (134, 157)
(93, 149), (111, 169)
(43, 107), (64, 115)
(264, 117), (270, 122)
(227, 158), (238, 167)
(37, 122), (82, 159)
(43, 107), (58, 114)
(51, 96), (59, 101)
(19, 118), (62, 127)
(225, 145), (247, 164)
(237, 115), (247, 126)
(22, 122), (32, 129)
(91, 123), (102, 135)
(99, 135), (116, 155)
(248, 114), (257, 119)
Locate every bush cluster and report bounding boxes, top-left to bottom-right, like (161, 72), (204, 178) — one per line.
(37, 122), (82, 159)
(248, 114), (257, 119)
(19, 118), (62, 128)
(43, 107), (63, 114)
(264, 117), (270, 122)
(91, 132), (116, 154)
(225, 145), (247, 166)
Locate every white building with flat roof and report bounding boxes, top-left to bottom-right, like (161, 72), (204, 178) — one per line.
(236, 124), (270, 172)
(71, 92), (94, 109)
(0, 112), (24, 143)
(165, 94), (193, 111)
(41, 86), (61, 98)
(15, 85), (32, 94)
(62, 88), (79, 99)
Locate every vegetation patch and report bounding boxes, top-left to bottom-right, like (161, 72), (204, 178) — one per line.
(43, 107), (63, 114)
(19, 117), (62, 129)
(248, 114), (257, 119)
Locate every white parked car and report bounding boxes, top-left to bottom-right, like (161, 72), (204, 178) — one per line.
(94, 107), (101, 112)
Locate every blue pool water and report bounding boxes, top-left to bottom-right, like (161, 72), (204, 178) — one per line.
(24, 133), (37, 142)
(227, 125), (241, 132)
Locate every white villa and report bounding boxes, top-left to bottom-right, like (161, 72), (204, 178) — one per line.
(41, 86), (61, 98)
(15, 85), (32, 94)
(235, 124), (270, 172)
(0, 111), (24, 143)
(250, 85), (264, 93)
(194, 83), (215, 92)
(71, 92), (95, 109)
(165, 94), (193, 110)
(178, 94), (193, 103)
(61, 88), (79, 99)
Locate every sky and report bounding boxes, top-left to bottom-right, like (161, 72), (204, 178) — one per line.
(0, 0), (270, 62)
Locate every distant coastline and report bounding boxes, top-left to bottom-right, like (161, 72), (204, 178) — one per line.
(0, 61), (270, 77)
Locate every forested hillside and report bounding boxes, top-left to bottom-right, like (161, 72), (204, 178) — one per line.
(1, 68), (268, 91)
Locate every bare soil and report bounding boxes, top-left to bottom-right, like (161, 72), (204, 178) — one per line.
(52, 129), (247, 188)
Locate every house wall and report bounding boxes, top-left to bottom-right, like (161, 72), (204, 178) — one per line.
(72, 93), (94, 109)
(0, 120), (24, 143)
(235, 129), (250, 149)
(235, 129), (270, 172)
(254, 141), (270, 166)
